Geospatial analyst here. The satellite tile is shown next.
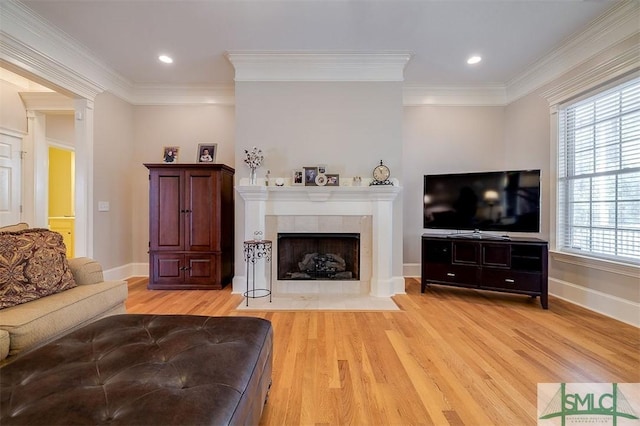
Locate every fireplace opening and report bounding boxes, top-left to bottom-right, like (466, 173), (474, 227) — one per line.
(278, 233), (360, 280)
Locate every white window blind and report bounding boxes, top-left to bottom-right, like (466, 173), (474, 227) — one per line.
(558, 77), (640, 265)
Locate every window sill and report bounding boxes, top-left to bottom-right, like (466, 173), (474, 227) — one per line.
(549, 250), (640, 278)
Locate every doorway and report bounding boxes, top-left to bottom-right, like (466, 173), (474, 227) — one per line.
(48, 145), (75, 257)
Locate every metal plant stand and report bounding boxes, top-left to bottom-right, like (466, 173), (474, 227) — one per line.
(243, 239), (272, 306)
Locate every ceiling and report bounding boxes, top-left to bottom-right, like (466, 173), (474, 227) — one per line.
(19, 0), (616, 89)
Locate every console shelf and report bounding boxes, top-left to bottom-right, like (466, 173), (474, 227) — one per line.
(421, 233), (549, 309)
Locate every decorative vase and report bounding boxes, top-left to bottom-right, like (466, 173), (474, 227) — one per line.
(249, 168), (257, 185)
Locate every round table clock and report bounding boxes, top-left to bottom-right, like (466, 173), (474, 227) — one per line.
(370, 160), (393, 186)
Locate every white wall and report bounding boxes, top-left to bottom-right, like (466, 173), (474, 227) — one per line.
(234, 81), (405, 286)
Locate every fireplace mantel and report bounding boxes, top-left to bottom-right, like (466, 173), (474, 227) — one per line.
(237, 185), (400, 202)
(236, 185), (403, 297)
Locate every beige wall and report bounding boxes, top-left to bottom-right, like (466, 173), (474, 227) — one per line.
(92, 92), (135, 269)
(45, 114), (74, 144)
(130, 104), (236, 263)
(402, 106), (506, 264)
(503, 92), (551, 238)
(0, 80), (27, 133)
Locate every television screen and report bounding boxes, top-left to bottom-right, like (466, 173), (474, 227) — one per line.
(423, 169), (541, 233)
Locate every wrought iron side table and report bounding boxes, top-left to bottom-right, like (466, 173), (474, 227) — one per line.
(243, 239), (272, 306)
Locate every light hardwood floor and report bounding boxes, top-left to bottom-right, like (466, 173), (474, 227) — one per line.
(126, 277), (640, 425)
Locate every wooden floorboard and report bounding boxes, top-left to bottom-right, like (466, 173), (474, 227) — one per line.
(125, 277), (640, 425)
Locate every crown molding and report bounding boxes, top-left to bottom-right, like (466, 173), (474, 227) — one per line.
(506, 0), (640, 103)
(541, 44), (640, 106)
(403, 85), (507, 107)
(0, 0), (131, 101)
(2, 1), (636, 107)
(226, 51), (412, 82)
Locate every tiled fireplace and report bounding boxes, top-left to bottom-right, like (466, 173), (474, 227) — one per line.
(236, 185), (402, 297)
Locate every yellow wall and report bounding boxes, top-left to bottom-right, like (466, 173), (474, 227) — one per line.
(48, 146), (74, 217)
(48, 146), (74, 258)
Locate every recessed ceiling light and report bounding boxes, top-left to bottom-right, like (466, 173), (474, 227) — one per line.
(158, 55), (173, 64)
(467, 55), (482, 65)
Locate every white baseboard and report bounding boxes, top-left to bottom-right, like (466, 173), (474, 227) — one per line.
(403, 263), (421, 278)
(549, 277), (639, 327)
(103, 263), (148, 281)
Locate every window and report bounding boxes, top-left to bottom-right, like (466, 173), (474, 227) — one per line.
(557, 77), (640, 264)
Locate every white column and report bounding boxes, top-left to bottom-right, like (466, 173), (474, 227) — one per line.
(23, 111), (48, 228)
(234, 186), (269, 294)
(370, 193), (396, 297)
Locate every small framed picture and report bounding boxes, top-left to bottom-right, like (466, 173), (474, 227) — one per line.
(326, 174), (340, 186)
(292, 169), (304, 186)
(197, 143), (217, 163)
(163, 146), (179, 163)
(304, 166), (318, 186)
(318, 164), (327, 174)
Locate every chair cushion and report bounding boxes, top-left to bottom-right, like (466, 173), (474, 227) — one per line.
(0, 229), (76, 310)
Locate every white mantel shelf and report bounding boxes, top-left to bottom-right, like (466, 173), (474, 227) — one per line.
(236, 184), (404, 298)
(236, 184), (401, 202)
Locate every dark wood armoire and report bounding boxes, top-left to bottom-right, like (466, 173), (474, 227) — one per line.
(145, 163), (235, 290)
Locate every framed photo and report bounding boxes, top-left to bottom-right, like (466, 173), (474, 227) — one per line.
(163, 146), (179, 163)
(304, 166), (318, 186)
(326, 174), (340, 186)
(318, 164), (327, 174)
(197, 144), (217, 163)
(292, 169), (304, 186)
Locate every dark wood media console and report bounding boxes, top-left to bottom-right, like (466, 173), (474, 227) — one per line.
(421, 233), (549, 309)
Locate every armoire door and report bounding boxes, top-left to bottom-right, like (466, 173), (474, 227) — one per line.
(184, 169), (219, 252)
(149, 169), (184, 251)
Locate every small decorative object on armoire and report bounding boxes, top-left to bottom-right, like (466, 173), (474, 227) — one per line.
(144, 163), (235, 290)
(244, 146), (263, 185)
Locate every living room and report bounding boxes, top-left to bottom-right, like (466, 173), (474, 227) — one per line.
(0, 1), (639, 423)
(2, 0), (638, 324)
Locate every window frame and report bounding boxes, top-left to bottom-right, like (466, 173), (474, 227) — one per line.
(555, 76), (640, 266)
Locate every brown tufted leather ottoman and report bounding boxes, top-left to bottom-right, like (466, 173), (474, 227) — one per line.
(0, 314), (273, 425)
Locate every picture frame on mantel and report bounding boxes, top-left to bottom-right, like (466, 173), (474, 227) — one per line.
(326, 174), (339, 186)
(292, 169), (304, 186)
(304, 166), (318, 186)
(163, 146), (179, 163)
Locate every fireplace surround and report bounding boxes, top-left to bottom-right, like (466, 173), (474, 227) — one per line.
(236, 185), (403, 298)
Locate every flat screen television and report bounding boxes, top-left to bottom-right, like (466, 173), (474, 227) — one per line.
(423, 169), (541, 234)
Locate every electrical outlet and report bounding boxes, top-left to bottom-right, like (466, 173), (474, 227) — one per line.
(98, 201), (110, 212)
